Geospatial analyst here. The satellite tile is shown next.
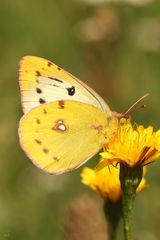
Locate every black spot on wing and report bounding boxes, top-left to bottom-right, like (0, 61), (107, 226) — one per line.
(34, 139), (42, 144)
(48, 61), (52, 67)
(39, 98), (46, 104)
(48, 77), (63, 83)
(36, 88), (42, 94)
(66, 86), (75, 96)
(36, 71), (41, 76)
(47, 76), (75, 96)
(58, 100), (65, 109)
(43, 148), (49, 154)
(36, 118), (40, 124)
(53, 156), (59, 161)
(43, 109), (47, 114)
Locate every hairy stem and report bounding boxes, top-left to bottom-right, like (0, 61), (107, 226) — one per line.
(119, 164), (142, 240)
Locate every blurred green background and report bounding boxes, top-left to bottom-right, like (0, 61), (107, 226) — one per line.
(1, 0), (160, 239)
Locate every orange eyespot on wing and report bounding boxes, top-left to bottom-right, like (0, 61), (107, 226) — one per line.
(19, 101), (111, 175)
(19, 56), (111, 116)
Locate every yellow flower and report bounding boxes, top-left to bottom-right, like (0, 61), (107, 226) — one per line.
(81, 165), (147, 202)
(100, 120), (160, 167)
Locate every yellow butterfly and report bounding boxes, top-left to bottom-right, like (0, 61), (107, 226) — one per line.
(18, 56), (118, 175)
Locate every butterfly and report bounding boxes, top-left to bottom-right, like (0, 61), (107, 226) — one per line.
(18, 56), (118, 175)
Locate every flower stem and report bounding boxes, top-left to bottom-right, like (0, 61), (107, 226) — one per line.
(119, 164), (143, 240)
(104, 198), (122, 240)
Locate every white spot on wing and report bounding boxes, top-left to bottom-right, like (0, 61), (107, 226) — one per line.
(58, 124), (66, 131)
(52, 119), (68, 133)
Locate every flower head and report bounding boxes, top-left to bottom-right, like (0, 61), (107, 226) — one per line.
(81, 164), (146, 202)
(100, 119), (160, 167)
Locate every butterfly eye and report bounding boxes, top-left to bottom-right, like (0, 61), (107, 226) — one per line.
(66, 86), (75, 96)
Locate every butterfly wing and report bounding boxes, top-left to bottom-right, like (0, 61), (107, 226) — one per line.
(19, 101), (109, 175)
(19, 56), (111, 116)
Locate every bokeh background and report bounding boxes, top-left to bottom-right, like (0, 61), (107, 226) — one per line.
(1, 0), (160, 239)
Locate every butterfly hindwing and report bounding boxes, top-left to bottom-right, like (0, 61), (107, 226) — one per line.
(19, 101), (109, 175)
(19, 56), (111, 116)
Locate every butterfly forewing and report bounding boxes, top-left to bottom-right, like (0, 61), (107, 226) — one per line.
(19, 56), (111, 116)
(19, 101), (109, 174)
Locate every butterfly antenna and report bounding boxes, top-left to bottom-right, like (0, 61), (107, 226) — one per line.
(124, 93), (149, 116)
